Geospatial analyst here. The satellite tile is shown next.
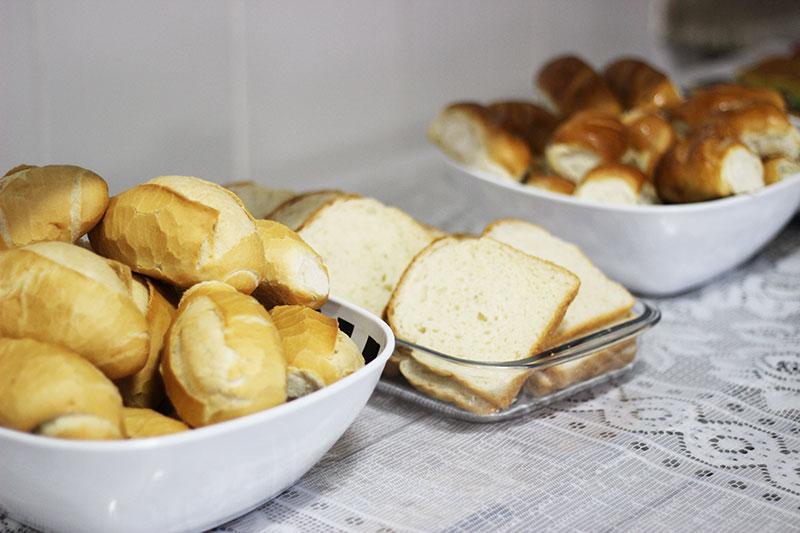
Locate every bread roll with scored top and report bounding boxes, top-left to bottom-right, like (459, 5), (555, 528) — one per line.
(0, 164), (108, 250)
(483, 219), (634, 344)
(268, 190), (357, 231)
(90, 175), (264, 294)
(0, 241), (149, 379)
(252, 220), (329, 310)
(536, 55), (622, 117)
(672, 83), (786, 132)
(224, 181), (295, 219)
(575, 163), (656, 205)
(270, 305), (364, 398)
(622, 109), (677, 178)
(289, 196), (435, 316)
(387, 236), (579, 414)
(545, 111), (629, 183)
(161, 281), (286, 427)
(763, 157), (800, 185)
(655, 133), (764, 203)
(428, 102), (533, 181)
(122, 407), (188, 438)
(603, 58), (682, 111)
(0, 338), (124, 440)
(115, 276), (176, 408)
(524, 174), (577, 195)
(486, 101), (560, 154)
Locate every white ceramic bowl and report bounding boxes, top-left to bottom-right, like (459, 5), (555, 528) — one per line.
(442, 156), (800, 295)
(0, 297), (394, 533)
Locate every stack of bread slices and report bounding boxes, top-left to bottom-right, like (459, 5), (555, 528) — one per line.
(0, 167), (365, 440)
(429, 55), (800, 205)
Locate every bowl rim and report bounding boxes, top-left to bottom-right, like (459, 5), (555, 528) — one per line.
(0, 296), (395, 453)
(441, 152), (800, 215)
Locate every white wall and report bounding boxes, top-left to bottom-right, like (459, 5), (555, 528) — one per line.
(1, 0), (660, 194)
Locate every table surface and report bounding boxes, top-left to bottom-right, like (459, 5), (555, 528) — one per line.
(2, 152), (799, 533)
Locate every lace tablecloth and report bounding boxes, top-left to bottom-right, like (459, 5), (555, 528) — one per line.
(2, 160), (799, 532)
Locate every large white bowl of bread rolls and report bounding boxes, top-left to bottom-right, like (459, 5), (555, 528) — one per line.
(429, 55), (800, 295)
(0, 166), (394, 533)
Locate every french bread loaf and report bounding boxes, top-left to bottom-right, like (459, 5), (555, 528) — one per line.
(0, 241), (149, 379)
(0, 164), (109, 249)
(268, 190), (357, 231)
(89, 175), (264, 293)
(224, 180), (295, 219)
(122, 407), (189, 438)
(603, 58), (682, 111)
(536, 55), (622, 117)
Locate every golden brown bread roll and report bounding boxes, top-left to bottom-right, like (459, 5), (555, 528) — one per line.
(122, 407), (188, 438)
(270, 305), (364, 398)
(536, 55), (622, 117)
(224, 181), (295, 219)
(115, 276), (176, 408)
(161, 281), (287, 427)
(0, 338), (124, 440)
(428, 102), (533, 181)
(672, 83), (786, 132)
(603, 58), (682, 111)
(90, 175), (264, 294)
(0, 164), (109, 250)
(524, 174), (577, 195)
(251, 220), (329, 310)
(622, 109), (677, 178)
(737, 56), (800, 110)
(0, 241), (149, 379)
(763, 157), (800, 185)
(655, 133), (764, 203)
(545, 111), (629, 182)
(574, 163), (654, 205)
(485, 101), (560, 154)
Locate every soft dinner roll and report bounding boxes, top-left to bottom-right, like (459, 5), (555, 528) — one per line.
(672, 83), (786, 132)
(0, 338), (124, 440)
(485, 101), (560, 154)
(575, 163), (656, 205)
(270, 305), (364, 398)
(224, 180), (295, 219)
(90, 175), (264, 293)
(524, 174), (577, 195)
(252, 220), (329, 310)
(115, 276), (176, 408)
(428, 102), (533, 181)
(268, 190), (357, 231)
(622, 109), (677, 178)
(0, 164), (108, 250)
(387, 236), (579, 414)
(0, 241), (149, 379)
(603, 58), (682, 111)
(545, 111), (629, 183)
(536, 55), (622, 117)
(763, 157), (800, 185)
(655, 133), (764, 203)
(122, 407), (188, 438)
(161, 281), (287, 427)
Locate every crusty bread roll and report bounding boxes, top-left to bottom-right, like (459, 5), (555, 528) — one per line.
(0, 241), (149, 379)
(0, 164), (108, 250)
(763, 156), (800, 185)
(270, 305), (364, 398)
(697, 102), (800, 160)
(0, 338), (124, 440)
(536, 55), (622, 117)
(575, 163), (655, 205)
(524, 174), (576, 195)
(268, 190), (357, 231)
(115, 276), (176, 408)
(122, 407), (188, 438)
(655, 133), (764, 203)
(252, 220), (329, 310)
(224, 181), (295, 219)
(90, 175), (264, 294)
(428, 102), (533, 181)
(545, 111), (629, 183)
(672, 83), (786, 132)
(161, 281), (286, 427)
(603, 58), (682, 111)
(622, 109), (677, 178)
(486, 101), (560, 154)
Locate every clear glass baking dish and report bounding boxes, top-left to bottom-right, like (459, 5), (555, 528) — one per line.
(377, 299), (660, 422)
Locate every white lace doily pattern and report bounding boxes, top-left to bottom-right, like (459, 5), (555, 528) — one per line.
(2, 220), (798, 533)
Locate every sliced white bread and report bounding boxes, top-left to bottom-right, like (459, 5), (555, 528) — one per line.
(483, 219), (634, 344)
(386, 236), (579, 413)
(268, 190), (356, 231)
(224, 181), (295, 219)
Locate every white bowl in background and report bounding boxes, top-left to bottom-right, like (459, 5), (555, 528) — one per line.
(0, 297), (394, 533)
(442, 156), (800, 295)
